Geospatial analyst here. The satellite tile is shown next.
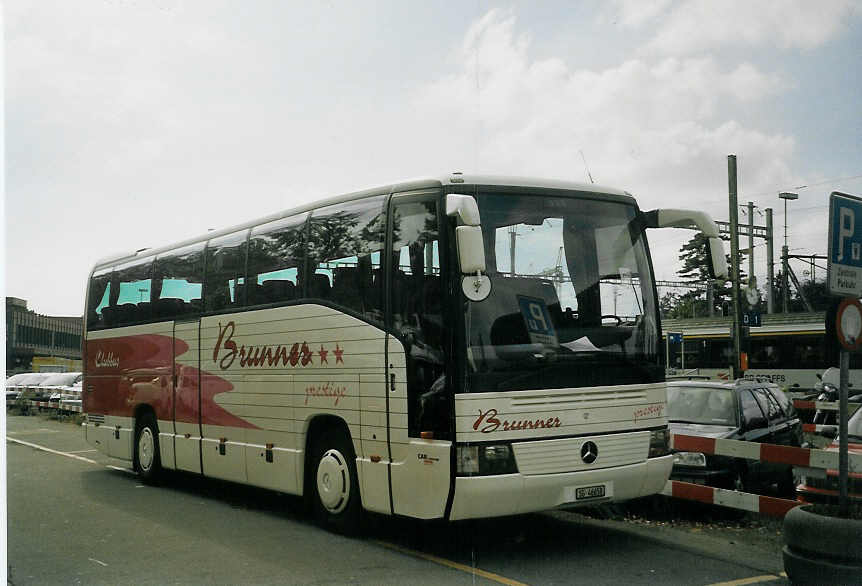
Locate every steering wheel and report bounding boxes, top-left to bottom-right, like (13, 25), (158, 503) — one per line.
(601, 314), (622, 326)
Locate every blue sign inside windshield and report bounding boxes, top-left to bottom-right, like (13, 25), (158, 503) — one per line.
(518, 295), (558, 345)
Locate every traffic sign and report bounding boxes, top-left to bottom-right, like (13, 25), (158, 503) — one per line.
(828, 192), (862, 296)
(835, 297), (862, 351)
(743, 311), (761, 327)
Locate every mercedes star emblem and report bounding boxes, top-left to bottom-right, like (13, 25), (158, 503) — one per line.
(580, 441), (598, 464)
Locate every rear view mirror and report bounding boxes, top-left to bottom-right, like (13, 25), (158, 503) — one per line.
(643, 208), (728, 281)
(707, 237), (728, 280)
(455, 226), (485, 273)
(447, 194), (490, 301)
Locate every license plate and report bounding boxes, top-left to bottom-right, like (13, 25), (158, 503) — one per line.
(575, 485), (606, 500)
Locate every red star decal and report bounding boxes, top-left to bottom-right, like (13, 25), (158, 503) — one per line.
(318, 345), (329, 364)
(334, 343), (345, 364)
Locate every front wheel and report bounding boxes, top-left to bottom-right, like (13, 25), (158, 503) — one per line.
(134, 413), (162, 482)
(310, 430), (361, 534)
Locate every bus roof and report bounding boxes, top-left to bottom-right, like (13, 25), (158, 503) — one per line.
(91, 174), (635, 271)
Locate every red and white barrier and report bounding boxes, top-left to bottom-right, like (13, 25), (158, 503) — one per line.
(671, 433), (861, 473)
(6, 399), (82, 413)
(667, 433), (861, 516)
(661, 480), (798, 517)
(792, 399), (861, 413)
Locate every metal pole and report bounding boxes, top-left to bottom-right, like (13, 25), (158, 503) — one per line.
(728, 155), (742, 379)
(839, 348), (849, 516)
(766, 208), (774, 314)
(509, 227), (516, 276)
(782, 244), (789, 313)
(748, 201), (755, 288)
(708, 283), (714, 317)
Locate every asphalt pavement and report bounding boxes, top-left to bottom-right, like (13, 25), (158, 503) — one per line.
(6, 413), (791, 585)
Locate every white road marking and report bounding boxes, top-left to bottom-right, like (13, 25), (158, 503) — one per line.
(6, 429), (60, 435)
(707, 572), (787, 586)
(88, 558), (108, 567)
(7, 437), (99, 464)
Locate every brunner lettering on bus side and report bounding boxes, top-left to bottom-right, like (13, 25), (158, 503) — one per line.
(213, 321), (345, 370)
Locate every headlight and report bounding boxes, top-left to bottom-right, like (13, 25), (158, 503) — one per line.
(649, 429), (670, 458)
(673, 451), (707, 467)
(456, 444), (518, 476)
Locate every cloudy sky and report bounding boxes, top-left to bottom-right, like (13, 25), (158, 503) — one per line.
(6, 0), (862, 316)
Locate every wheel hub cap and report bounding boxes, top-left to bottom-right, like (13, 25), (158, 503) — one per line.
(139, 428), (154, 471)
(316, 449), (350, 513)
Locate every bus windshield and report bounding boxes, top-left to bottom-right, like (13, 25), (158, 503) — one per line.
(465, 192), (661, 392)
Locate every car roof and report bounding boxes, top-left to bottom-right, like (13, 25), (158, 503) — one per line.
(667, 380), (780, 393)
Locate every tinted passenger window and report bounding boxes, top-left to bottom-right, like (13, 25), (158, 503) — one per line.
(153, 242), (205, 320)
(308, 196), (386, 319)
(247, 213), (307, 307)
(769, 387), (795, 417)
(740, 389), (767, 428)
(204, 230), (248, 312)
(753, 388), (783, 422)
(105, 256), (155, 326)
(87, 267), (113, 330)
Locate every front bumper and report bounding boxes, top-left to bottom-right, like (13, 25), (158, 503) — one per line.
(449, 454), (673, 520)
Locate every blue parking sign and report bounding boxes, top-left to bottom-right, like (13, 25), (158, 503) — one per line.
(517, 296), (558, 345)
(828, 192), (862, 297)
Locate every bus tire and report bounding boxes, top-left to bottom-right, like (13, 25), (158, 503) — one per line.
(310, 429), (361, 534)
(134, 412), (161, 483)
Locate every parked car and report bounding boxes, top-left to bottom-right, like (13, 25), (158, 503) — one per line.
(5, 372), (33, 401)
(668, 380), (802, 495)
(49, 379), (83, 404)
(35, 372), (82, 402)
(9, 372), (53, 402)
(796, 405), (862, 505)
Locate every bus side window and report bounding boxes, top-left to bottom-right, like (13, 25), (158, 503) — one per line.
(87, 268), (113, 330)
(389, 198), (446, 438)
(204, 229), (249, 312)
(247, 214), (307, 307)
(307, 196), (386, 320)
(111, 256), (155, 326)
(153, 242), (205, 320)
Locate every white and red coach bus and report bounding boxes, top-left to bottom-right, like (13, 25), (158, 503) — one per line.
(83, 174), (726, 530)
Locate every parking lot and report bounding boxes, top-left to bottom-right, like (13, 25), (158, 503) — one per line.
(6, 413), (793, 586)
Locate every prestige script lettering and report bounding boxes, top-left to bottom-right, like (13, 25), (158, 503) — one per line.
(305, 383), (347, 406)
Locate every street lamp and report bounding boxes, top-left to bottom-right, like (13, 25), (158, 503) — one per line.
(779, 192), (799, 312)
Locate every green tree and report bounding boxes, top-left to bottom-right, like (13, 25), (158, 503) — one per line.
(660, 233), (750, 318)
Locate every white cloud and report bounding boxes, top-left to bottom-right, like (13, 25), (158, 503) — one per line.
(615, 0), (861, 54)
(414, 10), (796, 217)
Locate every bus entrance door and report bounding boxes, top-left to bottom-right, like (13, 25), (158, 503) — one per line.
(173, 319), (202, 474)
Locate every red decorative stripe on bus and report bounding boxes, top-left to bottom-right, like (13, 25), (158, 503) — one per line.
(85, 333), (258, 430)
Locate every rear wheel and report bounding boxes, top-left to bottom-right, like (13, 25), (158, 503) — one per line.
(310, 430), (361, 534)
(134, 413), (161, 482)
